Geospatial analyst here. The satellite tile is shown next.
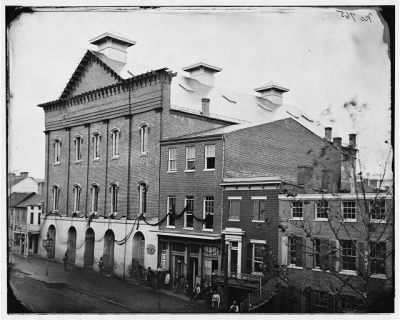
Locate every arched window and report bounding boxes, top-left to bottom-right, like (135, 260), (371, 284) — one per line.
(74, 135), (83, 161)
(139, 123), (149, 154)
(111, 128), (120, 158)
(72, 184), (81, 213)
(92, 132), (101, 160)
(91, 183), (100, 213)
(138, 182), (147, 215)
(52, 185), (60, 212)
(54, 139), (61, 164)
(110, 183), (119, 215)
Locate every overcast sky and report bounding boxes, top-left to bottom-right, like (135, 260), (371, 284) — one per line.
(8, 7), (392, 179)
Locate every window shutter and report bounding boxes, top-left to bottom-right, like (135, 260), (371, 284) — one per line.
(385, 240), (392, 279)
(253, 200), (259, 220)
(329, 240), (339, 272)
(246, 243), (253, 273)
(295, 237), (303, 267)
(305, 238), (314, 269)
(357, 241), (366, 277)
(281, 236), (288, 265)
(320, 238), (330, 270)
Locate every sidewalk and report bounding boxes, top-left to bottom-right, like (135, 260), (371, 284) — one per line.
(8, 253), (208, 313)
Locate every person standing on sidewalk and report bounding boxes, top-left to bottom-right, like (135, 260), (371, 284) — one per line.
(63, 251), (68, 271)
(211, 290), (221, 312)
(190, 283), (201, 303)
(98, 256), (104, 275)
(147, 267), (153, 287)
(229, 300), (239, 312)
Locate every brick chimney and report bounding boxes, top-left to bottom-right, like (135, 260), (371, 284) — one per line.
(254, 82), (289, 106)
(333, 137), (342, 149)
(182, 62), (222, 87)
(325, 127), (332, 142)
(89, 33), (136, 64)
(201, 98), (210, 116)
(349, 133), (357, 148)
(20, 172), (29, 178)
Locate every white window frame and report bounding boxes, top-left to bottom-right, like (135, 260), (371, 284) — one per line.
(168, 148), (177, 172)
(291, 201), (303, 220)
(110, 183), (119, 215)
(204, 144), (216, 171)
(250, 239), (266, 274)
(111, 128), (120, 159)
(315, 200), (329, 221)
(52, 185), (60, 213)
(203, 196), (214, 231)
(90, 184), (99, 214)
(139, 124), (149, 155)
(340, 240), (357, 272)
(54, 139), (61, 164)
(228, 196), (241, 221)
(370, 199), (386, 223)
(72, 184), (81, 213)
(184, 196), (194, 229)
(342, 201), (357, 222)
(252, 196), (267, 222)
(185, 146), (196, 171)
(92, 132), (101, 160)
(370, 241), (386, 276)
(167, 196), (176, 228)
(313, 238), (321, 269)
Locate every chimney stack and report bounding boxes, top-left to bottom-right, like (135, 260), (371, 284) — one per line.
(201, 98), (210, 116)
(333, 137), (342, 149)
(89, 33), (136, 64)
(325, 127), (332, 142)
(349, 134), (357, 148)
(254, 82), (289, 106)
(20, 172), (29, 178)
(182, 62), (222, 87)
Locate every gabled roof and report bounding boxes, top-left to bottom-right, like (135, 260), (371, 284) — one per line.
(15, 194), (44, 208)
(59, 50), (124, 99)
(8, 193), (35, 208)
(8, 175), (26, 187)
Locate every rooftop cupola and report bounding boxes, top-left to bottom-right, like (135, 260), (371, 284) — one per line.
(254, 82), (289, 106)
(89, 33), (136, 64)
(182, 62), (222, 87)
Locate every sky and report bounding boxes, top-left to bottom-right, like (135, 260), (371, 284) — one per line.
(7, 6), (393, 179)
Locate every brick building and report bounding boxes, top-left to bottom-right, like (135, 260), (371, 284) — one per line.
(38, 33), (310, 278)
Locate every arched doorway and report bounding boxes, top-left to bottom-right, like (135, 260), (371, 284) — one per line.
(48, 225), (56, 259)
(103, 230), (115, 273)
(132, 232), (145, 266)
(67, 227), (77, 264)
(84, 228), (95, 267)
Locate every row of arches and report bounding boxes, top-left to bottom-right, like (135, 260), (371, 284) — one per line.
(46, 225), (145, 273)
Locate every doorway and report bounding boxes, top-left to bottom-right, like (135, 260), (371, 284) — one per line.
(48, 225), (56, 259)
(173, 255), (184, 287)
(67, 227), (77, 264)
(103, 229), (115, 273)
(84, 228), (95, 267)
(132, 232), (145, 266)
(188, 257), (199, 288)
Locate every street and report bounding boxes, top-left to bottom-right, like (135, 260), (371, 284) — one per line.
(8, 253), (208, 313)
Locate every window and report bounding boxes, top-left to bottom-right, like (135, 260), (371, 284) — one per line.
(370, 199), (386, 221)
(30, 212), (34, 224)
(111, 128), (120, 158)
(316, 200), (329, 220)
(54, 139), (61, 164)
(38, 214), (40, 225)
(185, 146), (196, 171)
(139, 183), (147, 215)
(313, 291), (329, 312)
(72, 185), (81, 213)
(343, 201), (356, 221)
(167, 196), (176, 227)
(228, 198), (241, 221)
(252, 197), (267, 221)
(291, 201), (303, 219)
(52, 185), (60, 212)
(93, 133), (101, 160)
(204, 144), (215, 170)
(168, 148), (177, 172)
(110, 183), (119, 215)
(370, 242), (386, 275)
(203, 196), (214, 230)
(139, 124), (149, 154)
(74, 136), (83, 161)
(184, 196), (194, 228)
(91, 184), (99, 213)
(340, 240), (356, 271)
(314, 239), (321, 268)
(289, 237), (297, 265)
(253, 243), (265, 273)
